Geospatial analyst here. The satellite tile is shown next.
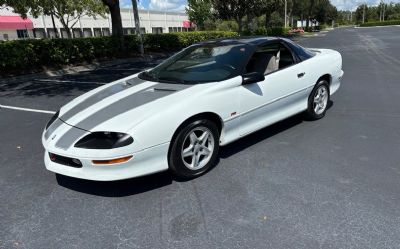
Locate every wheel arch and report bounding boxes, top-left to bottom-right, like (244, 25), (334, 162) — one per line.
(317, 74), (332, 86)
(167, 112), (223, 159)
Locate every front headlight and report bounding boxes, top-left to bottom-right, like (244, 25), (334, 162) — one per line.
(46, 111), (59, 130)
(74, 132), (133, 149)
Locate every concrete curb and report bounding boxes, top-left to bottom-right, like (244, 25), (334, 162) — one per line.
(354, 25), (400, 28)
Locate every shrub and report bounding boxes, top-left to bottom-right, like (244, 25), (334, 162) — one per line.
(242, 27), (290, 36)
(359, 20), (400, 27)
(138, 31), (238, 51)
(0, 31), (238, 73)
(216, 21), (239, 32)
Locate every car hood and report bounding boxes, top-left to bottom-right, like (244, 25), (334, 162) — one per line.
(58, 76), (194, 132)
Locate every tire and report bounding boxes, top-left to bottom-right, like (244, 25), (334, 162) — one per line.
(169, 119), (220, 179)
(304, 79), (330, 120)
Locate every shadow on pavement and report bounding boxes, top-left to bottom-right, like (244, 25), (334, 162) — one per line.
(0, 60), (161, 98)
(56, 171), (173, 197)
(220, 100), (333, 158)
(220, 114), (304, 158)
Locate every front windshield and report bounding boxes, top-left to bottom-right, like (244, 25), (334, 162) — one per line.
(139, 43), (254, 84)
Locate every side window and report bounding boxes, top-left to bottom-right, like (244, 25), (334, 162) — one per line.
(246, 43), (280, 75)
(278, 43), (295, 69)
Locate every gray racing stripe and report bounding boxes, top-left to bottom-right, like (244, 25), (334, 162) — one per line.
(55, 83), (191, 149)
(44, 118), (64, 140)
(60, 77), (146, 121)
(55, 127), (88, 150)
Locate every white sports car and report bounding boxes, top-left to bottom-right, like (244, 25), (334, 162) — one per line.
(42, 37), (343, 181)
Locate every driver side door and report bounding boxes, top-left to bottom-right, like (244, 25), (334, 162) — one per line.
(237, 41), (309, 136)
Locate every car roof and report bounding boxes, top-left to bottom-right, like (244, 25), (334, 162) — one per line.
(197, 36), (281, 46)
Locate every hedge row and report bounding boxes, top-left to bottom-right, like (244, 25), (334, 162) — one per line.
(142, 31), (239, 51)
(242, 27), (291, 36)
(359, 20), (400, 27)
(0, 31), (238, 73)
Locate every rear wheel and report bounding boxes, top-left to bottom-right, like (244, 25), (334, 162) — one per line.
(305, 80), (330, 120)
(169, 119), (219, 179)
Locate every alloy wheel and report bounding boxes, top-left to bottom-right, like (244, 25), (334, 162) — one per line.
(181, 127), (215, 170)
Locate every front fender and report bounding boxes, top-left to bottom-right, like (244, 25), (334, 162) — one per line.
(128, 76), (243, 149)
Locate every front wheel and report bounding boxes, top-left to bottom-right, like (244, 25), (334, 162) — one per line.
(304, 80), (330, 120)
(169, 119), (220, 179)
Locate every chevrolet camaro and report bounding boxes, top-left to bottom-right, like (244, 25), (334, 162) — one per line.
(42, 37), (343, 181)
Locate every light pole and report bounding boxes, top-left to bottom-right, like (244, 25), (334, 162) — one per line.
(382, 1), (386, 21)
(362, 4), (366, 24)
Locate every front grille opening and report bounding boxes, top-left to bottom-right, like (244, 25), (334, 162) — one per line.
(49, 153), (82, 168)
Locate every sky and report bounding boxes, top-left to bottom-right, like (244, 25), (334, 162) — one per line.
(121, 0), (400, 12)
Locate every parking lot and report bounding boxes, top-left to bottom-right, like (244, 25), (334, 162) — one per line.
(1, 26), (400, 249)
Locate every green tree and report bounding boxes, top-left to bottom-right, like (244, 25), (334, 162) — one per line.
(256, 0), (282, 28)
(211, 0), (259, 32)
(355, 4), (368, 23)
(3, 0), (107, 38)
(186, 0), (213, 30)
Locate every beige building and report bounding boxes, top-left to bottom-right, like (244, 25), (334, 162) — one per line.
(0, 7), (190, 40)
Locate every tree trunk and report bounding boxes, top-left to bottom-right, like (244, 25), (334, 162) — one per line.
(50, 13), (59, 38)
(102, 0), (124, 50)
(265, 12), (271, 28)
(306, 16), (310, 29)
(131, 0), (144, 55)
(246, 14), (253, 32)
(109, 3), (123, 37)
(58, 17), (72, 39)
(102, 0), (123, 37)
(59, 18), (72, 38)
(237, 17), (243, 33)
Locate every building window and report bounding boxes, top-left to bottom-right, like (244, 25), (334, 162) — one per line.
(152, 27), (163, 34)
(33, 28), (46, 38)
(93, 28), (102, 37)
(73, 29), (82, 38)
(102, 28), (110, 36)
(123, 28), (135, 35)
(17, 29), (29, 39)
(47, 28), (58, 38)
(83, 28), (92, 37)
(3, 34), (9, 40)
(60, 28), (70, 38)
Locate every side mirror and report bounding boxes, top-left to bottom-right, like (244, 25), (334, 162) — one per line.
(242, 72), (265, 85)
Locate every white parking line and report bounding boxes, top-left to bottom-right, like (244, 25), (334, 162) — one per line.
(0, 104), (55, 114)
(34, 79), (106, 85)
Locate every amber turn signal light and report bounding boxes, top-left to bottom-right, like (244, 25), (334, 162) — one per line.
(92, 155), (133, 165)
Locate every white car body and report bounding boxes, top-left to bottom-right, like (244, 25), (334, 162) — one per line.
(42, 37), (343, 181)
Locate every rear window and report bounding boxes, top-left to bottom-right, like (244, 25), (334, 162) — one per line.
(282, 38), (315, 61)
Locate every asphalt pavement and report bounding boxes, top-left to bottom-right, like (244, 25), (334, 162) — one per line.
(1, 26), (400, 249)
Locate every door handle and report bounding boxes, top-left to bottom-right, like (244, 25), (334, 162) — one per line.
(297, 72), (305, 78)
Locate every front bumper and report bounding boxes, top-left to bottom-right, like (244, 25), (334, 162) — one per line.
(44, 142), (170, 181)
